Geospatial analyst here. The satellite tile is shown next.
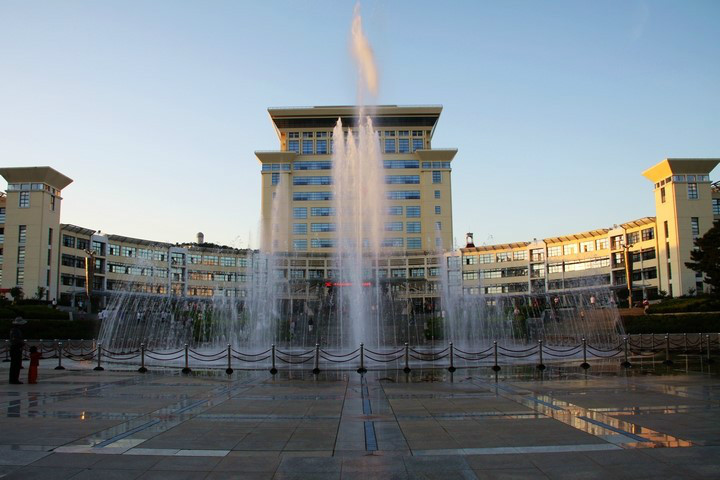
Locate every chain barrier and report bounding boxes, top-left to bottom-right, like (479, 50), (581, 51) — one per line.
(6, 333), (718, 373)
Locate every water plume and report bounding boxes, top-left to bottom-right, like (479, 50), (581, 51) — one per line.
(351, 3), (378, 97)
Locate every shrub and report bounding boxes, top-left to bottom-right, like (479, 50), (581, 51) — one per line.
(622, 313), (720, 334)
(0, 318), (100, 339)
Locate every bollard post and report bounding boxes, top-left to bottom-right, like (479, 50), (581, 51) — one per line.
(581, 337), (590, 370)
(621, 337), (631, 368)
(707, 335), (714, 364)
(537, 340), (546, 370)
(138, 343), (147, 373)
(492, 340), (501, 372)
(357, 343), (367, 374)
(448, 342), (456, 372)
(3, 340), (10, 362)
(663, 335), (673, 365)
(270, 344), (277, 375)
(403, 342), (411, 373)
(312, 343), (320, 375)
(225, 344), (233, 375)
(55, 341), (65, 370)
(94, 343), (104, 371)
(182, 343), (191, 374)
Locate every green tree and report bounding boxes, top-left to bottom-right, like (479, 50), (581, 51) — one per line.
(34, 286), (47, 300)
(10, 287), (24, 303)
(686, 220), (720, 295)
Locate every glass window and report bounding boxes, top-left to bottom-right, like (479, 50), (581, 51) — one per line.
(293, 239), (307, 251)
(302, 140), (313, 154)
(385, 222), (403, 232)
(435, 206), (441, 215)
(691, 217), (700, 236)
(387, 190), (420, 200)
(388, 206), (403, 216)
(316, 139), (327, 154)
(410, 267), (425, 278)
(432, 171), (442, 184)
(293, 223), (307, 235)
(311, 223), (335, 232)
(384, 160), (419, 169)
(547, 246), (562, 257)
(294, 176), (332, 185)
(406, 222), (421, 233)
(434, 190), (441, 199)
(294, 161), (332, 170)
(271, 172), (279, 185)
(435, 221), (442, 231)
(713, 198), (720, 215)
(76, 238), (89, 250)
(293, 192), (332, 201)
(293, 207), (307, 219)
(311, 238), (335, 248)
(563, 243), (577, 255)
(596, 238), (609, 250)
(384, 139), (395, 153)
(311, 207), (335, 216)
(412, 138), (424, 152)
(406, 206), (421, 217)
(661, 186), (666, 203)
(688, 183), (698, 199)
(513, 250), (527, 261)
(19, 191), (29, 208)
(302, 131), (313, 138)
(407, 237), (421, 249)
(641, 227), (654, 241)
(627, 231), (640, 245)
(288, 140), (299, 153)
(386, 175), (420, 184)
(398, 138), (410, 153)
(382, 238), (404, 248)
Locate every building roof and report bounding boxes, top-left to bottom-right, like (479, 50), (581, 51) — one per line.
(642, 158), (720, 183)
(267, 105), (443, 138)
(61, 224), (97, 236)
(544, 229), (610, 245)
(461, 242), (530, 253)
(620, 217), (656, 229)
(0, 166), (73, 190)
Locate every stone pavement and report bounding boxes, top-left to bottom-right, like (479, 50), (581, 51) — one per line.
(0, 359), (718, 479)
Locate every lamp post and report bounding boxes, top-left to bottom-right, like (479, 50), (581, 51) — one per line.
(622, 243), (634, 307)
(84, 249), (96, 314)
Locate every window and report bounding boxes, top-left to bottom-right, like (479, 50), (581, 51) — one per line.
(316, 139), (327, 154)
(407, 237), (422, 249)
(531, 249), (545, 262)
(434, 221), (442, 231)
(293, 192), (332, 201)
(76, 238), (89, 250)
(691, 217), (700, 236)
(288, 140), (299, 153)
(664, 221), (669, 238)
(641, 227), (654, 241)
(713, 198), (720, 215)
(382, 238), (404, 248)
(596, 238), (609, 250)
(398, 138), (410, 153)
(384, 160), (419, 169)
(688, 183), (698, 199)
(660, 186), (666, 203)
(293, 223), (307, 235)
(0, 207), (5, 223)
(121, 246), (136, 257)
(434, 190), (441, 199)
(109, 244), (120, 256)
(387, 190), (420, 200)
(220, 257), (236, 267)
(513, 250), (527, 261)
(17, 246), (25, 264)
(563, 244), (577, 255)
(412, 138), (423, 152)
(388, 206), (403, 216)
(271, 172), (279, 185)
(311, 207), (334, 216)
(311, 223), (335, 232)
(391, 268), (406, 278)
(432, 171), (442, 184)
(19, 191), (29, 208)
(409, 267), (425, 278)
(19, 226), (27, 244)
(50, 195), (56, 211)
(294, 176), (332, 185)
(406, 222), (421, 233)
(496, 252), (512, 262)
(386, 175), (420, 184)
(91, 241), (105, 256)
(385, 222), (403, 232)
(406, 206), (421, 217)
(311, 238), (335, 248)
(203, 255), (219, 266)
(384, 139), (396, 153)
(463, 271), (479, 280)
(434, 205), (441, 215)
(547, 246), (562, 257)
(294, 161), (332, 170)
(580, 240), (594, 252)
(626, 231), (640, 245)
(302, 140), (313, 154)
(293, 239), (308, 251)
(16, 267), (24, 286)
(293, 207), (307, 219)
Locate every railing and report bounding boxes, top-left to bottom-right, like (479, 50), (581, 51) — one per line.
(2, 334), (718, 374)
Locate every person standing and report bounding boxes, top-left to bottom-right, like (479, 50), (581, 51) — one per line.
(9, 317), (26, 385)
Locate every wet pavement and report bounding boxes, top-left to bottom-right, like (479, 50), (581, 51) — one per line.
(0, 358), (719, 479)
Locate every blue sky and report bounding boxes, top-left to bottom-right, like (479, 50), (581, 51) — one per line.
(1, 1), (718, 248)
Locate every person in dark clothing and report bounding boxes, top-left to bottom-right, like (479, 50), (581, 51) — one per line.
(9, 317), (26, 385)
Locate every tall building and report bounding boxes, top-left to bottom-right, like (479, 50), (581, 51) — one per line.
(0, 167), (73, 300)
(256, 106), (457, 253)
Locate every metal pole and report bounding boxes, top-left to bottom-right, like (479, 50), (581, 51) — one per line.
(182, 343), (191, 374)
(226, 344), (233, 375)
(403, 342), (411, 373)
(621, 337), (631, 368)
(581, 337), (590, 370)
(357, 343), (367, 374)
(492, 340), (500, 372)
(138, 343), (147, 373)
(447, 342), (456, 372)
(55, 341), (65, 370)
(270, 344), (277, 375)
(537, 340), (546, 370)
(663, 335), (673, 365)
(94, 342), (104, 371)
(312, 343), (320, 375)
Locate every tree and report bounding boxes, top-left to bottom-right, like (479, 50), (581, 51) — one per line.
(10, 286), (24, 303)
(686, 220), (720, 295)
(34, 286), (47, 300)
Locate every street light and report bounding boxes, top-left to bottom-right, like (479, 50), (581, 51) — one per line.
(84, 249), (96, 314)
(622, 242), (634, 307)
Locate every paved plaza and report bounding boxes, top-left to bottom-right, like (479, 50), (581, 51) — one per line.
(0, 358), (718, 479)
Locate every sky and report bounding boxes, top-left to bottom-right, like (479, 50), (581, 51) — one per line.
(1, 0), (718, 249)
